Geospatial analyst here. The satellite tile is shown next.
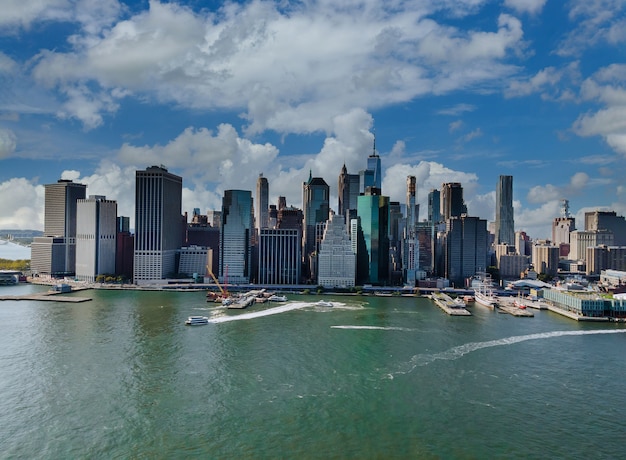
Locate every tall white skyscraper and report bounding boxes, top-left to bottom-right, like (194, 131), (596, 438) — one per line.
(134, 166), (183, 284)
(317, 212), (355, 288)
(75, 195), (117, 282)
(495, 175), (515, 245)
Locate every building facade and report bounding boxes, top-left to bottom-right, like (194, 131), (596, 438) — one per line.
(495, 175), (515, 245)
(31, 179), (86, 276)
(257, 228), (302, 285)
(357, 188), (390, 285)
(440, 183), (467, 222)
(256, 174), (269, 231)
(317, 212), (356, 288)
(75, 196), (117, 282)
(302, 172), (329, 280)
(220, 189), (253, 284)
(133, 166), (183, 284)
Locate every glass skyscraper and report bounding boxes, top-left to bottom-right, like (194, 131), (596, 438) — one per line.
(220, 189), (254, 284)
(495, 175), (515, 245)
(357, 187), (389, 285)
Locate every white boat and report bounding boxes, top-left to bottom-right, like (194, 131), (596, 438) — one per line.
(185, 316), (209, 326)
(268, 295), (287, 302)
(315, 300), (333, 307)
(474, 290), (497, 308)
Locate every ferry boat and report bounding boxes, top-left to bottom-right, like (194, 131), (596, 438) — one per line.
(185, 316), (209, 326)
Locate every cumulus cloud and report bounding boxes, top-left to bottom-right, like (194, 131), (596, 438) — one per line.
(0, 178), (44, 229)
(29, 2), (526, 133)
(527, 172), (590, 204)
(573, 64), (626, 156)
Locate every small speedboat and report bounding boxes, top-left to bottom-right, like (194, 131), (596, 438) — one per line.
(268, 295), (287, 302)
(315, 300), (333, 307)
(185, 316), (209, 326)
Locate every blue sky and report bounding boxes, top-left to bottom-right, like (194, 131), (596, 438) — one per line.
(1, 0), (625, 239)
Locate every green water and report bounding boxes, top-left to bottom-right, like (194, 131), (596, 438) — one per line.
(1, 284), (625, 459)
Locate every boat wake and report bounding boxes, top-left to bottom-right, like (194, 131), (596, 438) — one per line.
(392, 329), (626, 375)
(331, 325), (416, 331)
(209, 301), (352, 323)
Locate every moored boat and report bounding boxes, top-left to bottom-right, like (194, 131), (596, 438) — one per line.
(268, 295), (287, 302)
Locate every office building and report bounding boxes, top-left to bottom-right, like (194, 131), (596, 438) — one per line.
(570, 230), (614, 262)
(338, 164), (360, 222)
(532, 241), (560, 276)
(75, 195), (117, 282)
(357, 187), (390, 285)
(31, 179), (86, 276)
(585, 210), (626, 246)
(116, 216), (134, 281)
(428, 189), (441, 224)
(256, 174), (269, 231)
(586, 245), (626, 275)
(302, 172), (329, 280)
(258, 228), (302, 285)
(133, 166), (183, 284)
(403, 176), (420, 284)
(495, 175), (515, 245)
(220, 190), (254, 284)
(440, 183), (467, 221)
(318, 212), (355, 288)
(440, 215), (489, 287)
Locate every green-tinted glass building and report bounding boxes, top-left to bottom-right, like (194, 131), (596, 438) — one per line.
(357, 187), (390, 285)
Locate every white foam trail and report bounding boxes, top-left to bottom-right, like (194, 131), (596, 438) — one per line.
(331, 325), (415, 331)
(209, 302), (312, 323)
(398, 329), (626, 373)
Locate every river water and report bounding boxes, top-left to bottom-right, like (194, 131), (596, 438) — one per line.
(1, 284), (625, 459)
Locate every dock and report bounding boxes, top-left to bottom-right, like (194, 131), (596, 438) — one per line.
(0, 292), (92, 302)
(431, 292), (471, 316)
(495, 297), (534, 317)
(227, 295), (257, 309)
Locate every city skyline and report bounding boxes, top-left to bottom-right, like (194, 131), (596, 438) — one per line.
(1, 0), (625, 240)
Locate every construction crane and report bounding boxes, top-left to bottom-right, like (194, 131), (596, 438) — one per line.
(206, 265), (229, 302)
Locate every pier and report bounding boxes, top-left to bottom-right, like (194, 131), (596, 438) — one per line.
(0, 292), (92, 303)
(430, 292), (471, 316)
(495, 297), (534, 317)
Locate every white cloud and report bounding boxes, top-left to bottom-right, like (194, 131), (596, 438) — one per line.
(30, 2), (526, 133)
(0, 128), (17, 158)
(504, 0), (547, 15)
(0, 178), (44, 229)
(438, 103), (476, 116)
(527, 172), (590, 204)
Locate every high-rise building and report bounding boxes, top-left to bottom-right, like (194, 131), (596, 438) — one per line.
(302, 172), (329, 280)
(403, 176), (420, 284)
(532, 241), (559, 276)
(257, 228), (302, 285)
(359, 137), (382, 193)
(357, 187), (390, 285)
(133, 165), (183, 284)
(553, 201), (576, 258)
(317, 212), (355, 288)
(338, 164), (360, 221)
(440, 215), (489, 287)
(440, 183), (467, 221)
(31, 179), (86, 276)
(75, 195), (117, 282)
(495, 175), (515, 245)
(116, 216), (134, 281)
(585, 210), (626, 246)
(220, 189), (253, 284)
(428, 189), (441, 223)
(570, 230), (614, 261)
(256, 174), (269, 231)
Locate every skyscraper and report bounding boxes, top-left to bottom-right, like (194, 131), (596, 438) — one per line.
(428, 189), (441, 224)
(359, 137), (382, 193)
(403, 176), (420, 284)
(220, 189), (253, 284)
(31, 179), (86, 276)
(134, 165), (183, 284)
(440, 183), (467, 221)
(338, 163), (360, 221)
(256, 174), (269, 231)
(357, 187), (390, 285)
(441, 215), (489, 287)
(495, 175), (515, 245)
(303, 172), (329, 280)
(75, 195), (117, 282)
(317, 212), (355, 288)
